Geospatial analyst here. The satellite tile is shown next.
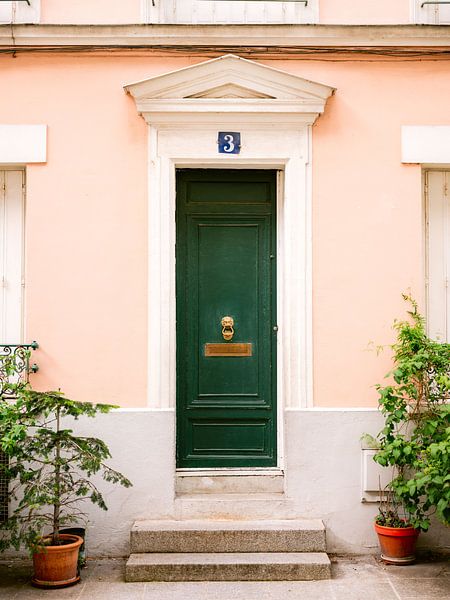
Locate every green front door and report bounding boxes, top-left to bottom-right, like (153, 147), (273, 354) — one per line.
(176, 169), (277, 468)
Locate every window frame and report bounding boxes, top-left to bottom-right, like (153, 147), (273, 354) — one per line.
(0, 168), (25, 344)
(425, 169), (449, 343)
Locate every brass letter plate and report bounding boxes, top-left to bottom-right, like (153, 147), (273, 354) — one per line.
(204, 343), (253, 357)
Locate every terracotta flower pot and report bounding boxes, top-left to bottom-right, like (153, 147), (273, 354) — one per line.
(374, 523), (420, 565)
(32, 533), (83, 588)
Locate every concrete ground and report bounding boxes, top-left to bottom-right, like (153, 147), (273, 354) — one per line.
(0, 555), (448, 600)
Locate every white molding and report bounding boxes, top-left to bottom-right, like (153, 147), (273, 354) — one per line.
(134, 99), (331, 115)
(176, 469), (283, 475)
(3, 24), (450, 49)
(0, 125), (47, 164)
(402, 126), (450, 164)
(125, 55), (334, 414)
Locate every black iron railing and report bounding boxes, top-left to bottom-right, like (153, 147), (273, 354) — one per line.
(0, 342), (39, 398)
(0, 341), (38, 522)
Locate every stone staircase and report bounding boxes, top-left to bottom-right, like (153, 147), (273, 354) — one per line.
(125, 519), (331, 582)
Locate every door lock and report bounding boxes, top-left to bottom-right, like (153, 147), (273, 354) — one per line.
(221, 316), (234, 341)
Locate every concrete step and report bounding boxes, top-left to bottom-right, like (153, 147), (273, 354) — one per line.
(174, 493), (295, 520)
(125, 552), (331, 582)
(130, 519), (326, 553)
(175, 472), (284, 495)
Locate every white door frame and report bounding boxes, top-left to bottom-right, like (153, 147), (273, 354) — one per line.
(125, 55), (334, 469)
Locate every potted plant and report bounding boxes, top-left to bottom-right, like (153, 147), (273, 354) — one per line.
(0, 386), (132, 588)
(373, 488), (420, 565)
(368, 294), (450, 564)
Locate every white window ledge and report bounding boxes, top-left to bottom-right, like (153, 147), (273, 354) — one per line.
(0, 125), (47, 164)
(402, 126), (450, 164)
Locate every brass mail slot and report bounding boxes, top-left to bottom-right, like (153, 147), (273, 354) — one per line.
(205, 343), (253, 357)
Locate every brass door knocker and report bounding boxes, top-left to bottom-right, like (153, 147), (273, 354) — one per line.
(221, 316), (234, 341)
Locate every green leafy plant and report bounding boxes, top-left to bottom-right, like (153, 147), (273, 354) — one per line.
(0, 386), (132, 554)
(370, 294), (450, 531)
(375, 489), (413, 528)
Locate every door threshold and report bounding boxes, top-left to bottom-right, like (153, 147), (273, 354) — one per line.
(176, 468), (283, 477)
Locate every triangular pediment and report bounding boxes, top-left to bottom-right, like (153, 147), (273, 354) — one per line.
(125, 54), (334, 113)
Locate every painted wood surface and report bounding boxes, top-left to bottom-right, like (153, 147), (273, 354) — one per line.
(0, 0), (40, 24)
(0, 171), (24, 343)
(147, 0), (316, 24)
(176, 169), (277, 467)
(426, 170), (449, 342)
(414, 0), (450, 24)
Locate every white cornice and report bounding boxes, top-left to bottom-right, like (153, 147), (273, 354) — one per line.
(1, 24), (450, 50)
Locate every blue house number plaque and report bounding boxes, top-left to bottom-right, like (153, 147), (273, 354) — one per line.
(218, 132), (241, 154)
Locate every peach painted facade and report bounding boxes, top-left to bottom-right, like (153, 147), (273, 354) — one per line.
(41, 0), (141, 24)
(1, 52), (444, 407)
(320, 0), (410, 24)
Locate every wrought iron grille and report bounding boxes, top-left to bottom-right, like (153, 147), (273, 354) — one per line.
(0, 342), (38, 398)
(0, 342), (38, 523)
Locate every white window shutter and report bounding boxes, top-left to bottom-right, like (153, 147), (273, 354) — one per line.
(414, 0), (438, 24)
(0, 1), (40, 24)
(15, 0), (40, 24)
(427, 171), (449, 342)
(438, 4), (450, 23)
(0, 171), (24, 343)
(0, 2), (12, 23)
(145, 1), (317, 24)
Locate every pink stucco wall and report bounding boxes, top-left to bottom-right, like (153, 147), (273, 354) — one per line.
(41, 0), (141, 24)
(320, 0), (410, 24)
(1, 53), (445, 407)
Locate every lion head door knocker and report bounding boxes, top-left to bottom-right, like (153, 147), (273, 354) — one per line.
(221, 316), (234, 341)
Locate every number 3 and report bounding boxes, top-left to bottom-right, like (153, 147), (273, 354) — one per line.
(223, 134), (235, 153)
